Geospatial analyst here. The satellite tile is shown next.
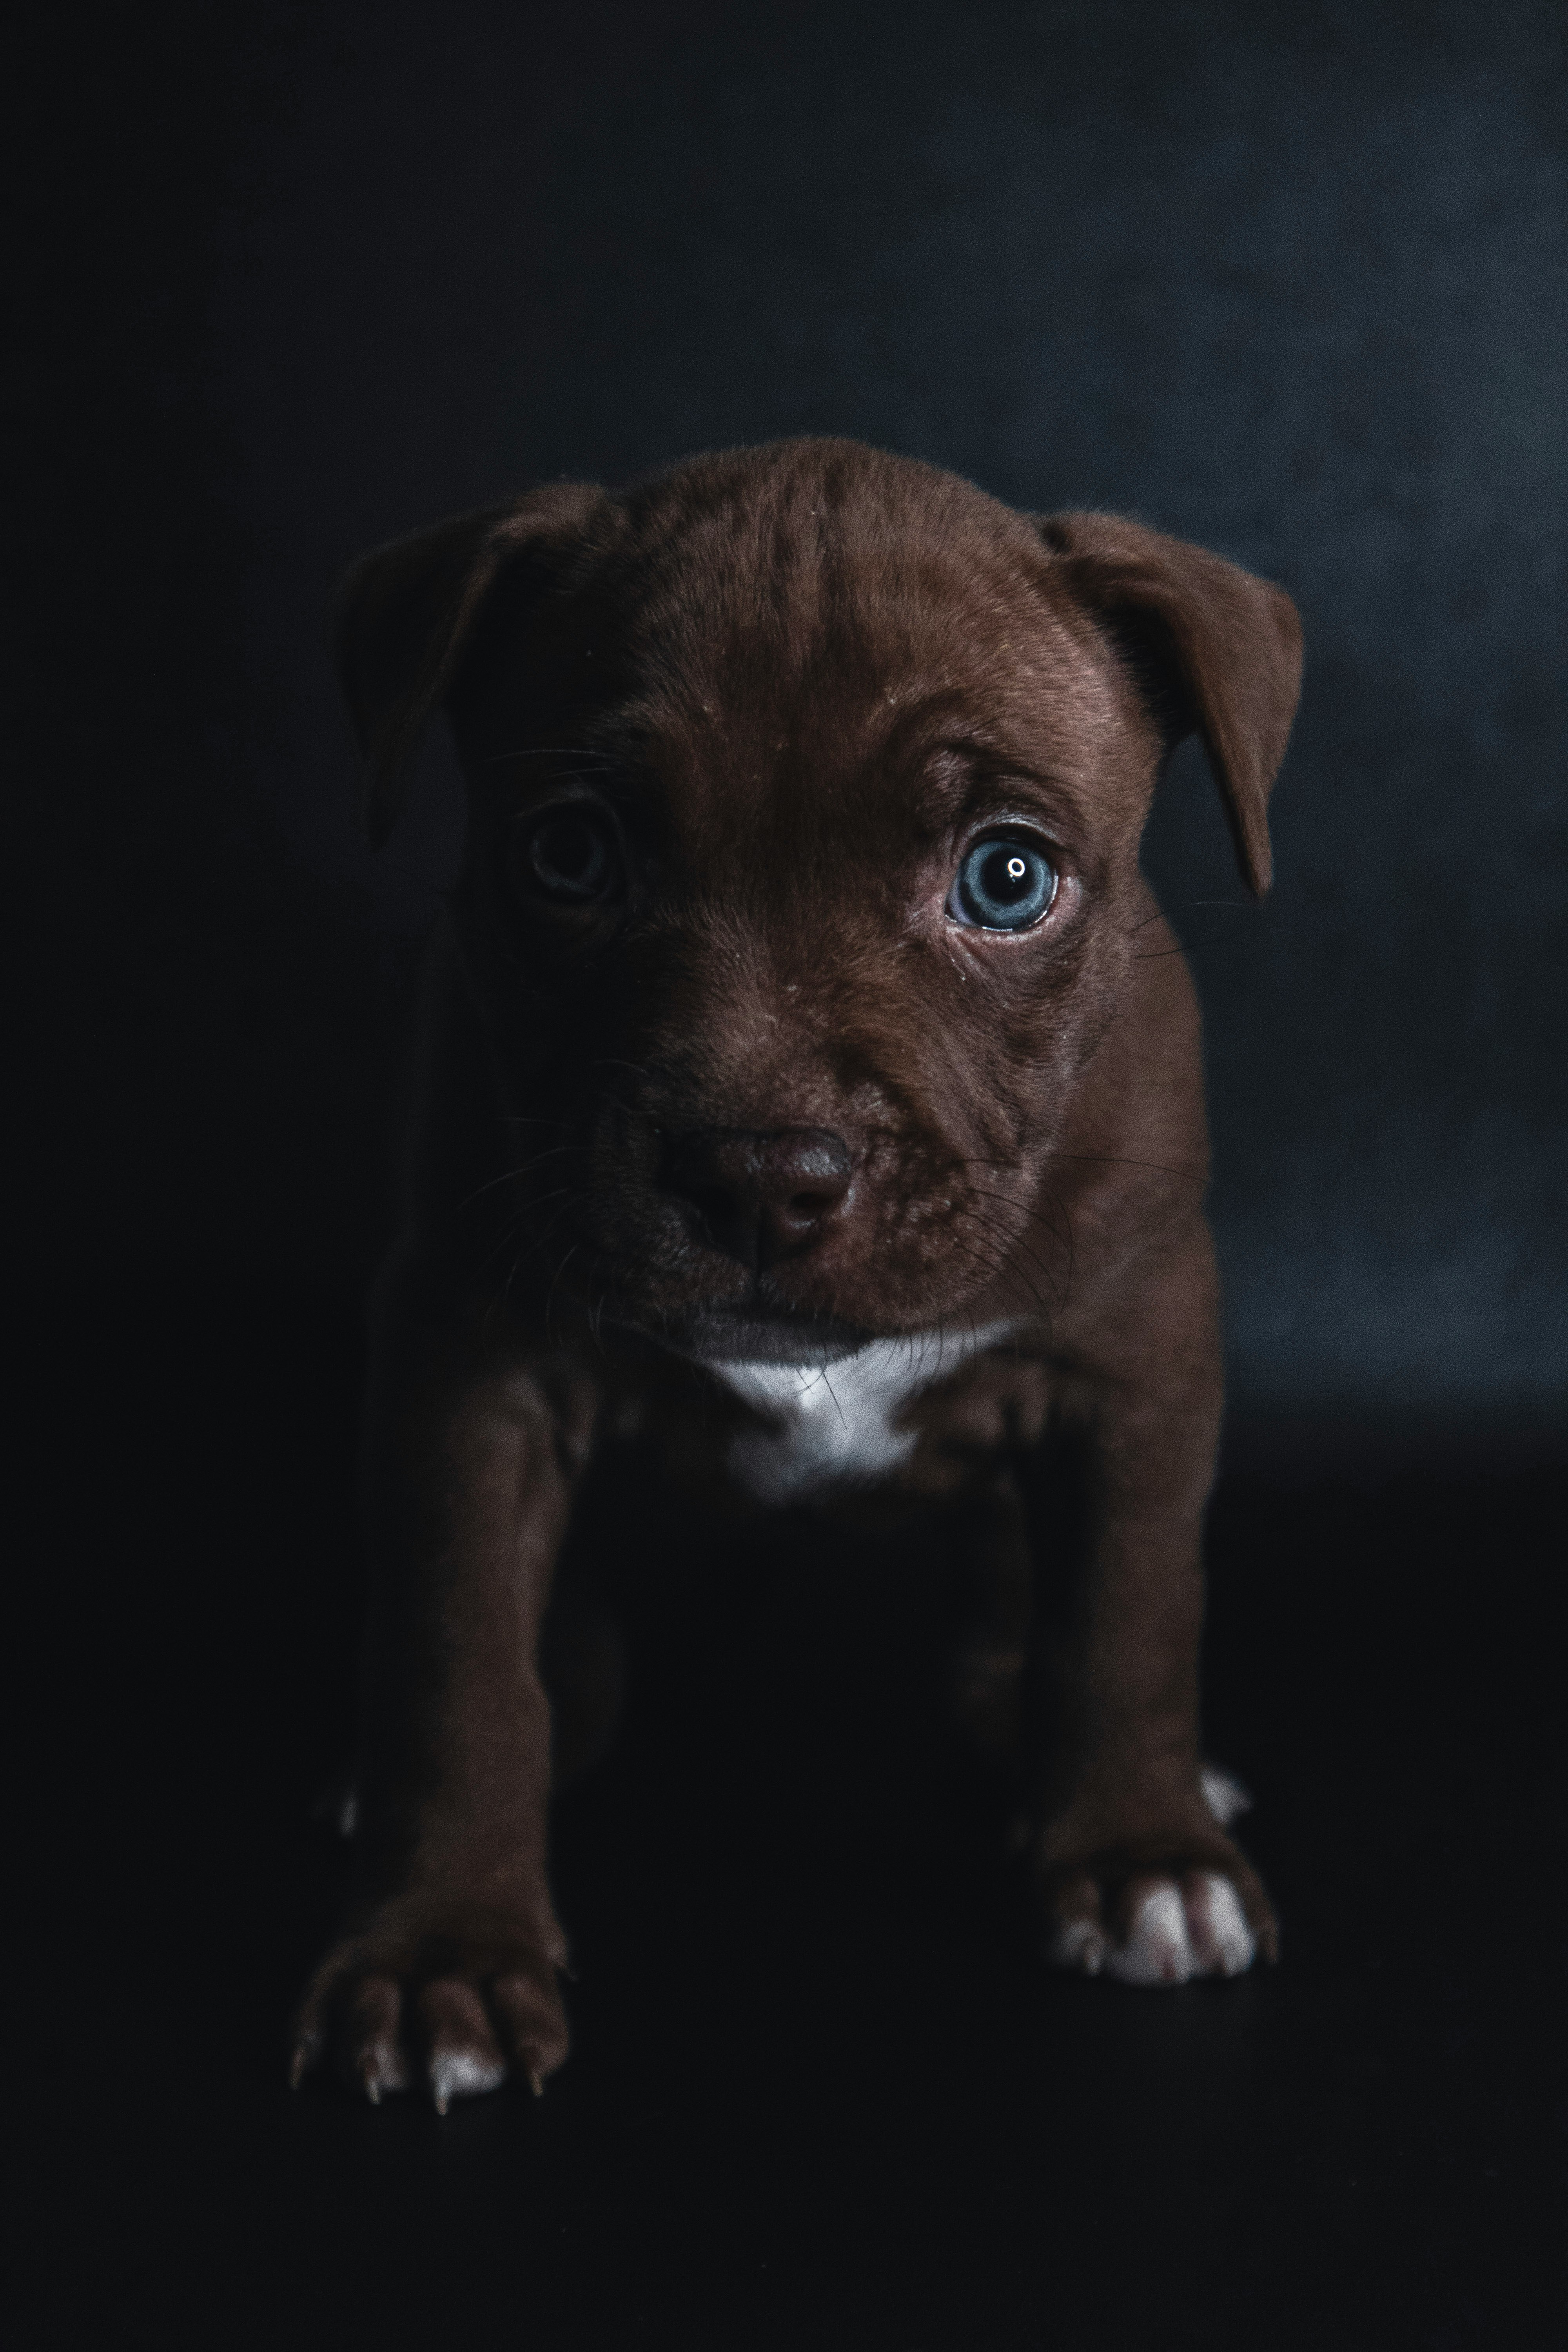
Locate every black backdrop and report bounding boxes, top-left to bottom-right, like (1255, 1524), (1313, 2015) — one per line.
(13, 0), (1566, 1431)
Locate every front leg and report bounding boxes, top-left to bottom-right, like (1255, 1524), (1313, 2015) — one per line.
(292, 1303), (597, 2107)
(1020, 1270), (1278, 1987)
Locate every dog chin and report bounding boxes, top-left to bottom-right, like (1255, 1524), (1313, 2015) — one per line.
(644, 1304), (877, 1368)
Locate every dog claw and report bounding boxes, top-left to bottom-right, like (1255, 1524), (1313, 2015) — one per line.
(288, 2042), (312, 2091)
(527, 2065), (545, 2098)
(1046, 1916), (1107, 1976)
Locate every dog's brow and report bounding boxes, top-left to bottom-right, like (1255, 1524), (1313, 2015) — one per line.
(480, 743), (655, 804)
(913, 739), (1080, 824)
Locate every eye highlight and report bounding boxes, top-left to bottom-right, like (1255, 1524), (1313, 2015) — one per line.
(948, 833), (1057, 931)
(517, 807), (619, 905)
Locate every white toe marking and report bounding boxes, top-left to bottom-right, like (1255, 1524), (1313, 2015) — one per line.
(360, 2046), (409, 2099)
(429, 2048), (506, 2109)
(1185, 1873), (1256, 1976)
(1106, 1884), (1194, 1986)
(1046, 1917), (1107, 1976)
(1199, 1765), (1251, 1826)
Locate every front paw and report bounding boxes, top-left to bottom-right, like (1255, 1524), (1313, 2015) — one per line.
(1038, 1834), (1278, 1987)
(289, 1907), (570, 2109)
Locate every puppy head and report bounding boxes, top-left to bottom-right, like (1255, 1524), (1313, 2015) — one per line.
(338, 440), (1300, 1362)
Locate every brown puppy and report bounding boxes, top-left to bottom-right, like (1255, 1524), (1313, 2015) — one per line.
(291, 438), (1302, 2109)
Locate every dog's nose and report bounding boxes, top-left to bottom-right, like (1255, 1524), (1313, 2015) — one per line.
(660, 1127), (853, 1270)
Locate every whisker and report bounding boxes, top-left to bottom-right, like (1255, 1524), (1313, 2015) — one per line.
(940, 1224), (1047, 1323)
(473, 1187), (576, 1274)
(963, 1204), (1066, 1308)
(957, 1212), (1058, 1316)
(585, 1056), (661, 1088)
(542, 1245), (580, 1343)
(962, 1192), (1073, 1292)
(1044, 1151), (1205, 1184)
(482, 1197), (582, 1329)
(817, 1365), (847, 1432)
(456, 1149), (588, 1216)
(1042, 1185), (1075, 1301)
(587, 1267), (612, 1356)
(1124, 898), (1252, 938)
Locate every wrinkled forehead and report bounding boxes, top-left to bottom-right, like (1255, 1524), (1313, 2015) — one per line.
(460, 468), (1144, 860)
(595, 528), (1129, 853)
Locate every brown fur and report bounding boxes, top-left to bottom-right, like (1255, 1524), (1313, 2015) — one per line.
(292, 438), (1302, 2104)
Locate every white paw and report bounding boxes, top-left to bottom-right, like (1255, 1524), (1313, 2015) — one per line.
(428, 2045), (507, 2114)
(1203, 1769), (1250, 1816)
(1106, 1874), (1255, 1985)
(1047, 1873), (1256, 1986)
(1199, 1764), (1252, 1827)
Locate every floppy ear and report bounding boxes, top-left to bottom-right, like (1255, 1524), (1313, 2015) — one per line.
(333, 481), (611, 848)
(1037, 512), (1303, 895)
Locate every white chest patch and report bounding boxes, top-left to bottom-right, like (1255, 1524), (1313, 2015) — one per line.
(706, 1326), (1011, 1505)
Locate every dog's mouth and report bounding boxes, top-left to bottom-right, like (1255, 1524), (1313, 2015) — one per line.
(591, 1285), (877, 1368)
(503, 1107), (1047, 1358)
(648, 1300), (877, 1368)
(510, 1147), (1053, 1363)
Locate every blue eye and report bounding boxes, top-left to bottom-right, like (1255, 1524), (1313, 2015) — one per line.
(949, 835), (1056, 930)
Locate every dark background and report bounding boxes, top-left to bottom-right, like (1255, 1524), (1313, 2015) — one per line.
(10, 4), (1565, 2348)
(13, 0), (1567, 1421)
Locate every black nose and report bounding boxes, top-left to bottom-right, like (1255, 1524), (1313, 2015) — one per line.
(660, 1126), (854, 1270)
